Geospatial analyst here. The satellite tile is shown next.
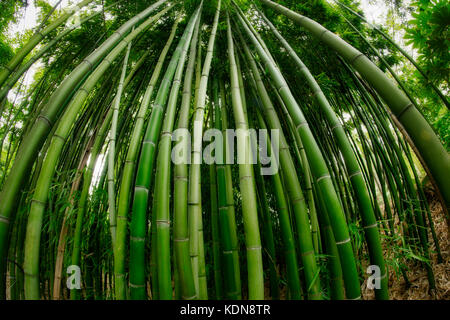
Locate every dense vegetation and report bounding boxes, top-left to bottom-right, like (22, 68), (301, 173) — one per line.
(0, 0), (448, 300)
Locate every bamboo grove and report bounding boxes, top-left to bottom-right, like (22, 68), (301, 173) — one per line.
(0, 0), (448, 300)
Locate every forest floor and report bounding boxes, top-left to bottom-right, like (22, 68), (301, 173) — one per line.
(361, 187), (450, 300)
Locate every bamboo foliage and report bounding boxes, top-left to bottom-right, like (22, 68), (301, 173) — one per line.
(0, 0), (94, 89)
(0, 1), (123, 106)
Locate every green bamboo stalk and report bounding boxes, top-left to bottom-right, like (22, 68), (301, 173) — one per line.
(236, 9), (361, 299)
(188, 33), (202, 298)
(107, 38), (132, 247)
(252, 92), (303, 300)
(252, 129), (280, 300)
(227, 12), (264, 300)
(172, 9), (201, 301)
(0, 1), (170, 298)
(237, 32), (322, 299)
(259, 0), (450, 213)
(258, 9), (388, 299)
(314, 184), (346, 300)
(264, 75), (322, 255)
(209, 164), (222, 299)
(210, 80), (223, 300)
(187, 0), (221, 299)
(120, 19), (179, 300)
(152, 8), (201, 300)
(216, 78), (242, 300)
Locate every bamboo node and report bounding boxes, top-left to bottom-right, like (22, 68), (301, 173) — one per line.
(296, 121), (309, 130)
(277, 84), (289, 92)
(156, 219), (170, 226)
(2, 65), (13, 72)
(36, 30), (46, 38)
(53, 133), (66, 142)
(103, 57), (113, 65)
(23, 271), (38, 278)
(153, 103), (164, 111)
(130, 236), (145, 242)
(134, 185), (148, 193)
(143, 140), (156, 146)
(301, 250), (315, 257)
(0, 215), (10, 224)
(319, 29), (329, 40)
(335, 238), (351, 245)
(83, 59), (94, 70)
(31, 198), (47, 206)
(78, 87), (90, 95)
(129, 283), (145, 288)
(330, 122), (342, 132)
(349, 53), (364, 65)
(316, 174), (330, 183)
(113, 30), (125, 39)
(239, 175), (252, 181)
(247, 245), (262, 251)
(37, 114), (53, 126)
(363, 222), (378, 229)
(292, 196), (305, 204)
(397, 102), (414, 120)
(348, 170), (361, 179)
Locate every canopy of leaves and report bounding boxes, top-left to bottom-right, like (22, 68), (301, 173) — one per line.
(405, 0), (449, 90)
(0, 0), (27, 66)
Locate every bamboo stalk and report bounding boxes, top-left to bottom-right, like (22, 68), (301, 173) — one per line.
(120, 19), (179, 300)
(227, 12), (264, 300)
(236, 8), (361, 299)
(0, 1), (171, 298)
(257, 8), (388, 299)
(259, 0), (450, 213)
(107, 38), (133, 246)
(237, 30), (322, 300)
(152, 8), (201, 300)
(173, 8), (201, 302)
(187, 0), (221, 299)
